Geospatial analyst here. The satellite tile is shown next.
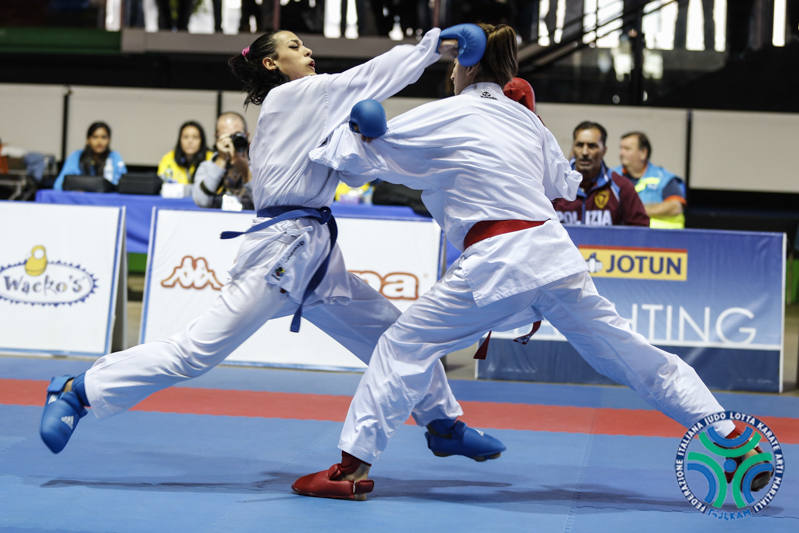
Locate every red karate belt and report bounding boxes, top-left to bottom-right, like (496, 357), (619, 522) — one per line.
(463, 220), (547, 360)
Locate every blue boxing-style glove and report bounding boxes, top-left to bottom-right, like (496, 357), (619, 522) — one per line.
(349, 99), (387, 139)
(439, 23), (487, 67)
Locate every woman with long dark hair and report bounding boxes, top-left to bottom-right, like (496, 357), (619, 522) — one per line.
(53, 122), (126, 190)
(40, 26), (506, 484)
(157, 121), (212, 184)
(295, 23), (741, 500)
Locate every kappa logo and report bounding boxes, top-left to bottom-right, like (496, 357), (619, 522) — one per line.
(350, 271), (419, 301)
(161, 256), (224, 291)
(480, 91), (497, 100)
(61, 416), (74, 430)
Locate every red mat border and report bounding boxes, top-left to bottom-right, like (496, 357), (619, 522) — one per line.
(5, 378), (798, 443)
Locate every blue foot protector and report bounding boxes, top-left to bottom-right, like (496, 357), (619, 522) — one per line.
(40, 375), (88, 454)
(425, 419), (506, 462)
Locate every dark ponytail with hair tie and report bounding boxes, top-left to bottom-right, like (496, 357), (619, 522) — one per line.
(229, 32), (290, 107)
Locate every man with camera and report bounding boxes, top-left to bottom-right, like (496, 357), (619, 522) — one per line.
(192, 112), (254, 211)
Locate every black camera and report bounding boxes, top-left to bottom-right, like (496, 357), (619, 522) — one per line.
(230, 132), (249, 153)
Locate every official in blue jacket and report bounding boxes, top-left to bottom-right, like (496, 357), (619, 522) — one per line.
(54, 122), (127, 190)
(613, 131), (685, 229)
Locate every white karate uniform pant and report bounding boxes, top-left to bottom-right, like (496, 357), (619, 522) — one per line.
(339, 269), (735, 464)
(85, 260), (462, 425)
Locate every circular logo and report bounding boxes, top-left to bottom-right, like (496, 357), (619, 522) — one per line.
(675, 411), (784, 519)
(0, 246), (97, 306)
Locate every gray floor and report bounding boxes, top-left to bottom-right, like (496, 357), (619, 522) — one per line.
(124, 274), (799, 395)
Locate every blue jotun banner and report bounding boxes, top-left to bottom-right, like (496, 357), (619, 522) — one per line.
(477, 226), (786, 393)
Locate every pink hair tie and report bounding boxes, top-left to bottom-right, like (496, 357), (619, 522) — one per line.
(242, 46), (250, 58)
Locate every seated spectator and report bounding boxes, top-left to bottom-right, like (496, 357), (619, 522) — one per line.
(613, 132), (686, 229)
(551, 121), (649, 226)
(54, 122), (126, 191)
(192, 112), (254, 211)
(157, 121), (213, 184)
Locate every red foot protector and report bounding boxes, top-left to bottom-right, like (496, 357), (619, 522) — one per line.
(292, 464), (374, 500)
(722, 426), (770, 490)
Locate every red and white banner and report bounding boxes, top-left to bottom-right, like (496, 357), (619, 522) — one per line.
(141, 208), (442, 370)
(0, 202), (126, 356)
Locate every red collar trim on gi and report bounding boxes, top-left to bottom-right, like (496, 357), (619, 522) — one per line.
(463, 219), (547, 250)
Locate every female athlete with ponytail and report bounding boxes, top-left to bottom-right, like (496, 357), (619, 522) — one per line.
(39, 27), (507, 477)
(295, 23), (742, 500)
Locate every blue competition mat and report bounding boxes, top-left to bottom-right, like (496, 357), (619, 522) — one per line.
(2, 356), (797, 532)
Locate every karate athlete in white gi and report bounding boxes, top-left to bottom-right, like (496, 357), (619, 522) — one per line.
(293, 23), (746, 501)
(39, 26), (507, 466)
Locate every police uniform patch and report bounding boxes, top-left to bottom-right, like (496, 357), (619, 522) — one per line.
(594, 190), (610, 209)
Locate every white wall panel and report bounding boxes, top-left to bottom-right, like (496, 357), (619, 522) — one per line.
(7, 82), (799, 195)
(221, 91), (261, 139)
(691, 109), (799, 192)
(67, 86), (217, 166)
(0, 84), (64, 156)
(382, 97), (436, 120)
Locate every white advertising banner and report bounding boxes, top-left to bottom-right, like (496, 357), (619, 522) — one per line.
(0, 202), (125, 356)
(141, 208), (443, 370)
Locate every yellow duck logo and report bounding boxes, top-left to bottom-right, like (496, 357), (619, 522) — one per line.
(25, 246), (47, 277)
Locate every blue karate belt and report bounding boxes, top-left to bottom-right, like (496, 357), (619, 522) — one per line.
(220, 205), (338, 333)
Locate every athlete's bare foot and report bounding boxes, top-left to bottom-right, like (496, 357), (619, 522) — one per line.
(339, 462), (371, 501)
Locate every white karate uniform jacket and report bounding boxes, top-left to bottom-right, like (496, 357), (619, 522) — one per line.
(231, 28), (447, 307)
(310, 82), (588, 310)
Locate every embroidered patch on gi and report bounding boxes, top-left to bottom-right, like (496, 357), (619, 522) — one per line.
(594, 190), (610, 209)
(269, 239), (306, 283)
(480, 91), (497, 100)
